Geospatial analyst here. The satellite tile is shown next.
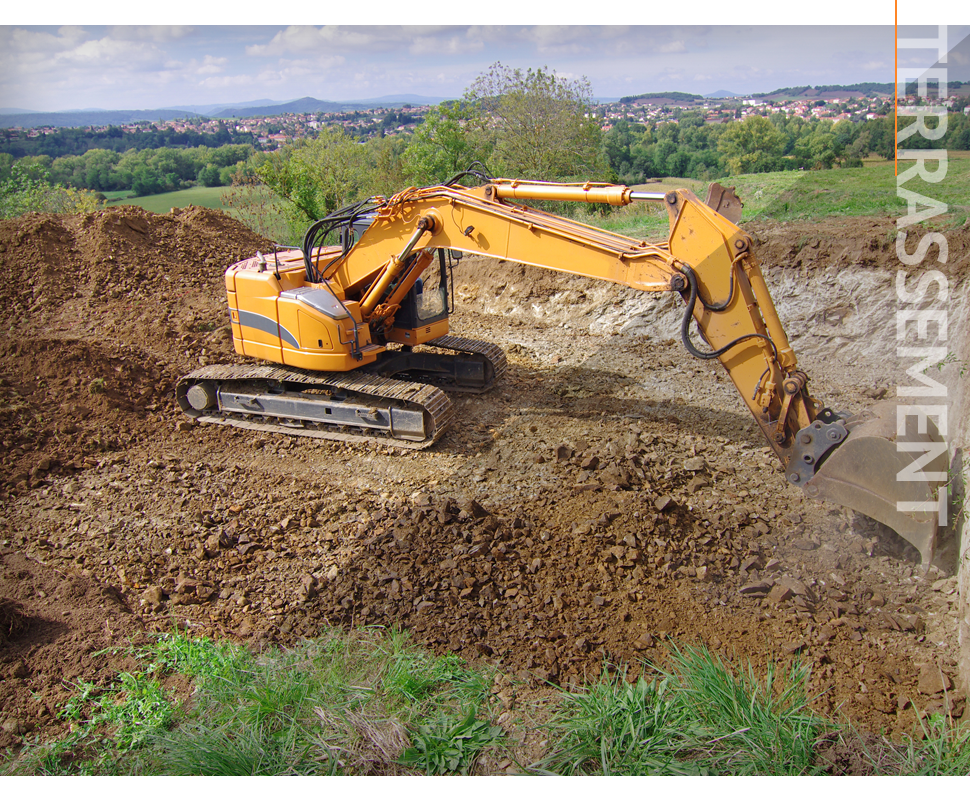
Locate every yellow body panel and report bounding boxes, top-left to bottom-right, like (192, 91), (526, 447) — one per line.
(225, 254), (383, 372)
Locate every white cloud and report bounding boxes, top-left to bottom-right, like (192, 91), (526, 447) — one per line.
(528, 26), (585, 47)
(199, 74), (255, 90)
(660, 40), (687, 54)
(465, 23), (508, 42)
(197, 56), (227, 76)
(245, 25), (461, 57)
(64, 37), (164, 67)
(409, 34), (483, 56)
(399, 23), (468, 37)
(107, 26), (195, 42)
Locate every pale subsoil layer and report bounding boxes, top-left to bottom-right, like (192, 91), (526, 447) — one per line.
(0, 206), (966, 758)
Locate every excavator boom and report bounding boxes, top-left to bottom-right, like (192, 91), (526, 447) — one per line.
(177, 176), (946, 564)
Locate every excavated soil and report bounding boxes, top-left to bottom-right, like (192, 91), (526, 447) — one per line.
(0, 205), (967, 759)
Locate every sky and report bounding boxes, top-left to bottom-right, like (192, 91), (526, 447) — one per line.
(2, 6), (968, 112)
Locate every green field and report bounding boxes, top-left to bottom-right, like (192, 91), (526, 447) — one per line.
(107, 185), (235, 214)
(719, 157), (969, 224)
(594, 156), (970, 240)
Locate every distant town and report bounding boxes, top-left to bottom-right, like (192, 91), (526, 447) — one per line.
(4, 84), (968, 153)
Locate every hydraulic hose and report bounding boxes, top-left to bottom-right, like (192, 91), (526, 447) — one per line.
(680, 265), (778, 364)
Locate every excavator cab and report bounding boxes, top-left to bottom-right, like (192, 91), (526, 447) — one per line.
(386, 248), (457, 344)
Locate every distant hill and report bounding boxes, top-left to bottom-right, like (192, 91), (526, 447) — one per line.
(0, 108), (200, 128)
(211, 95), (446, 118)
(619, 91), (704, 105)
(616, 83), (896, 104)
(0, 94), (450, 129)
(754, 83), (894, 100)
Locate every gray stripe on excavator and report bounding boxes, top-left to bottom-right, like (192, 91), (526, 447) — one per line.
(236, 309), (299, 348)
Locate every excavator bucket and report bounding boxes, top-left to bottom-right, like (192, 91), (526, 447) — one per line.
(801, 402), (948, 566)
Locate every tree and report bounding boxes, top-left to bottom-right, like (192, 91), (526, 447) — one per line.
(197, 164), (222, 187)
(464, 62), (605, 179)
(402, 101), (491, 186)
(718, 116), (786, 174)
(256, 127), (379, 224)
(0, 162), (100, 218)
(131, 167), (163, 197)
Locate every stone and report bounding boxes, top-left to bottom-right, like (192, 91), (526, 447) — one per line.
(687, 475), (710, 494)
(740, 555), (763, 573)
(632, 633), (655, 650)
(2, 717), (24, 735)
(684, 457), (705, 472)
(917, 664), (952, 695)
(142, 585), (164, 606)
(461, 499), (489, 518)
(654, 495), (674, 512)
(767, 584), (794, 604)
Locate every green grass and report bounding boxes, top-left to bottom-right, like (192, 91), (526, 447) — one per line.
(108, 185), (235, 214)
(890, 714), (970, 775)
(536, 646), (828, 776)
(716, 159), (970, 223)
(535, 670), (702, 775)
(4, 632), (967, 776)
(663, 645), (826, 774)
(6, 628), (502, 776)
(576, 157), (970, 241)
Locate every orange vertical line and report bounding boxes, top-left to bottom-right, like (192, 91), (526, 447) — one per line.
(895, 0), (898, 176)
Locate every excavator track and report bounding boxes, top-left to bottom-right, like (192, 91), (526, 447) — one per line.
(361, 334), (509, 395)
(176, 364), (453, 449)
(371, 335), (509, 394)
(416, 335), (509, 393)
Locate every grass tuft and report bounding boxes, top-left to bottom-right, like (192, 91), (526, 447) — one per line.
(665, 645), (827, 775)
(7, 633), (966, 776)
(536, 671), (700, 775)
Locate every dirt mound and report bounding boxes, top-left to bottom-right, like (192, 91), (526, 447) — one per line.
(0, 551), (150, 749)
(0, 337), (170, 497)
(0, 206), (965, 753)
(748, 216), (970, 278)
(0, 205), (273, 343)
(0, 206), (274, 501)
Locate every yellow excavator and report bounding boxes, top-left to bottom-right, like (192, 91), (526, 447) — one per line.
(177, 170), (947, 564)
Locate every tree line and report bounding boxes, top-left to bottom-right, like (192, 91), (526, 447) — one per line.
(0, 144), (255, 196)
(0, 123), (255, 160)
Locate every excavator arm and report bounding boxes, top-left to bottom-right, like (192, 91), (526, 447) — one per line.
(186, 177), (947, 564)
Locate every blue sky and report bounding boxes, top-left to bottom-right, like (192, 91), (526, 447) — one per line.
(2, 7), (967, 112)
